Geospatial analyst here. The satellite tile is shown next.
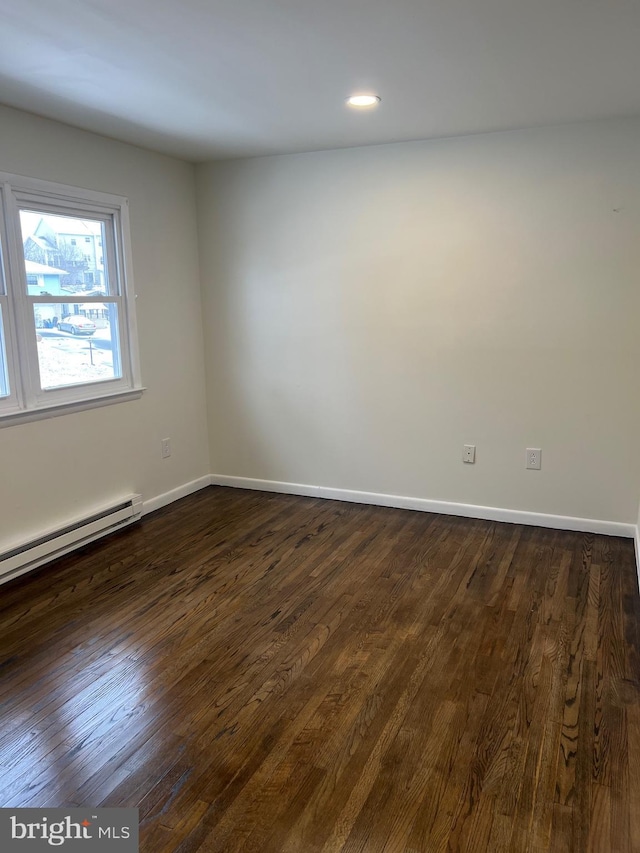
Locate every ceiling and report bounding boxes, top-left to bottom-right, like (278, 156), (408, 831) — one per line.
(1, 0), (639, 162)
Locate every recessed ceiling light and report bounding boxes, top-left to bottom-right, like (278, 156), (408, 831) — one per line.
(346, 94), (381, 108)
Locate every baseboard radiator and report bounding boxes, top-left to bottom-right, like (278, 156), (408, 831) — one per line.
(0, 494), (143, 586)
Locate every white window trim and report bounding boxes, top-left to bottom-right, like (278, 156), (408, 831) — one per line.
(0, 172), (143, 427)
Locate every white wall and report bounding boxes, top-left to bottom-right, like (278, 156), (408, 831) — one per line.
(0, 105), (210, 550)
(197, 119), (640, 524)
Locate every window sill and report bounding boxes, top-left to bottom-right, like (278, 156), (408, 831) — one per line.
(0, 387), (145, 428)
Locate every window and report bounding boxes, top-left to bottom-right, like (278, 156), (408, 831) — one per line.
(0, 172), (142, 425)
(0, 305), (9, 399)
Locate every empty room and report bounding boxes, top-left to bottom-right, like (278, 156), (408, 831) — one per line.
(0, 2), (639, 851)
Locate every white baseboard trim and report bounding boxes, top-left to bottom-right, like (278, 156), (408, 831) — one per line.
(635, 526), (640, 590)
(210, 474), (636, 539)
(212, 475), (320, 501)
(143, 476), (212, 516)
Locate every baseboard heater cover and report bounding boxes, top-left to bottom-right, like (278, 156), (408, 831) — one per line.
(0, 494), (143, 586)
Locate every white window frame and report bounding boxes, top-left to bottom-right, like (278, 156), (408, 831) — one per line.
(0, 172), (143, 427)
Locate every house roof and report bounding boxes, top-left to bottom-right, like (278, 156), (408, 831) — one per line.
(24, 234), (51, 251)
(24, 260), (68, 276)
(33, 216), (102, 238)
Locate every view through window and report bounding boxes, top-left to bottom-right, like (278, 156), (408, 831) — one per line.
(0, 305), (8, 398)
(0, 173), (141, 423)
(20, 212), (123, 391)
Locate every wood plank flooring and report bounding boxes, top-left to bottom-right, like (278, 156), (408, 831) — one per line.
(1, 486), (639, 852)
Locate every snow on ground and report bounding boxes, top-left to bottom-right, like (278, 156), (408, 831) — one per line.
(37, 333), (117, 389)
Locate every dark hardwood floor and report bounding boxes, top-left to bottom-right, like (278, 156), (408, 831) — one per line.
(1, 486), (639, 852)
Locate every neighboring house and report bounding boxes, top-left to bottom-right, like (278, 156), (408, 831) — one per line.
(24, 260), (68, 296)
(25, 260), (69, 328)
(24, 216), (105, 288)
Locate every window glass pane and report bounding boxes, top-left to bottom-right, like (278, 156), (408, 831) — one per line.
(0, 304), (9, 398)
(34, 302), (122, 390)
(19, 211), (114, 296)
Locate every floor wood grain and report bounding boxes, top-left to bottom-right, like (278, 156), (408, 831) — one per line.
(1, 486), (639, 852)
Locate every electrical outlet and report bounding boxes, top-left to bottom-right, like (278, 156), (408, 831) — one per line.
(161, 438), (171, 459)
(526, 447), (541, 470)
(463, 444), (476, 464)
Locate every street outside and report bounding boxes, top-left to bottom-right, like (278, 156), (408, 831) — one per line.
(37, 325), (119, 389)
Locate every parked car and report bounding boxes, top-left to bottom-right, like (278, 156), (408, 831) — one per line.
(58, 316), (97, 336)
